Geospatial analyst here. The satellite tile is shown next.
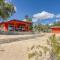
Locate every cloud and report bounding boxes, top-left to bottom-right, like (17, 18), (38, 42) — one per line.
(56, 19), (60, 22)
(49, 23), (53, 25)
(32, 11), (60, 23)
(32, 18), (38, 22)
(33, 11), (55, 20)
(23, 19), (27, 21)
(56, 14), (60, 18)
(4, 0), (12, 3)
(14, 6), (17, 11)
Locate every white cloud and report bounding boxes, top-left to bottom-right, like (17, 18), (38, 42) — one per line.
(4, 0), (12, 3)
(23, 19), (27, 21)
(32, 11), (60, 22)
(33, 11), (55, 19)
(14, 6), (17, 11)
(56, 14), (60, 18)
(49, 23), (53, 25)
(32, 18), (38, 22)
(56, 19), (60, 22)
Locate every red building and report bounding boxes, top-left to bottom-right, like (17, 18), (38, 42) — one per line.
(51, 26), (60, 33)
(0, 20), (32, 32)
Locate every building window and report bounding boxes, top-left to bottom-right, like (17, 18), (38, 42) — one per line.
(8, 25), (14, 31)
(18, 26), (25, 31)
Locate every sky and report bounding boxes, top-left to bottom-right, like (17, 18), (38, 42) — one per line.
(8, 0), (60, 24)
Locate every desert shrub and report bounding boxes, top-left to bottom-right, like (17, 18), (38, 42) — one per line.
(49, 34), (60, 60)
(27, 34), (60, 60)
(27, 45), (50, 60)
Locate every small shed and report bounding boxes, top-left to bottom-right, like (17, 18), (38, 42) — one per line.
(51, 26), (60, 33)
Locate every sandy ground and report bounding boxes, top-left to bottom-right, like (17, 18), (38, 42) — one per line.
(0, 33), (59, 60)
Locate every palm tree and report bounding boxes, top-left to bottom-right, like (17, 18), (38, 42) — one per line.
(0, 0), (16, 21)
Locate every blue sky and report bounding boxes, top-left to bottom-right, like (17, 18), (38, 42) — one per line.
(10, 0), (60, 24)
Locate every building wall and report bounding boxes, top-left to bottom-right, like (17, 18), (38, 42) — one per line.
(4, 23), (8, 31)
(51, 28), (60, 33)
(0, 20), (32, 32)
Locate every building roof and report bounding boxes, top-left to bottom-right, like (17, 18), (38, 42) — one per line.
(51, 26), (60, 28)
(0, 19), (32, 24)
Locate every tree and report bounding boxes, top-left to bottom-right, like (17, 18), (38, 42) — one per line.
(33, 24), (38, 32)
(0, 0), (16, 21)
(33, 24), (50, 32)
(52, 21), (60, 26)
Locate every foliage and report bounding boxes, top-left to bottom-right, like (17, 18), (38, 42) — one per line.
(27, 45), (50, 60)
(0, 0), (16, 20)
(49, 34), (60, 60)
(27, 34), (60, 60)
(52, 22), (60, 26)
(33, 24), (50, 32)
(29, 25), (33, 30)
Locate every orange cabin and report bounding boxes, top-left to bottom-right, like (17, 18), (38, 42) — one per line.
(0, 20), (33, 32)
(51, 26), (60, 33)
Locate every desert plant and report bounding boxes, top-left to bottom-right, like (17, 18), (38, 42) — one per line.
(27, 34), (60, 60)
(49, 34), (60, 60)
(27, 45), (50, 60)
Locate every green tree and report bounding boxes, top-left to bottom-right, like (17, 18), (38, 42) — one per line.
(33, 24), (38, 32)
(52, 21), (60, 26)
(33, 24), (50, 32)
(0, 0), (16, 21)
